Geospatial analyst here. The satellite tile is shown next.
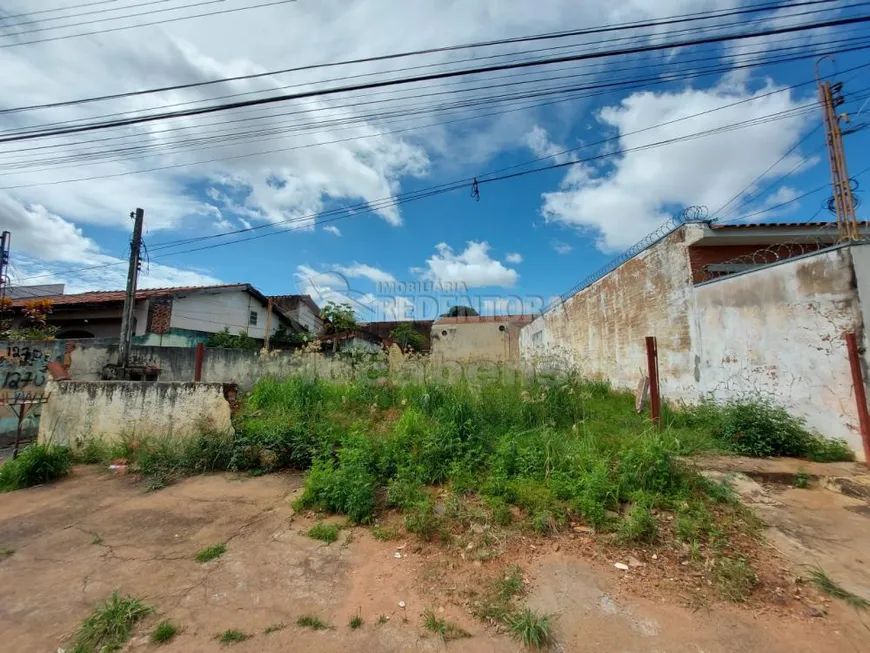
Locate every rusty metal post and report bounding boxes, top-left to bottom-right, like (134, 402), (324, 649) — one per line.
(845, 331), (870, 466)
(645, 336), (662, 430)
(194, 342), (204, 382)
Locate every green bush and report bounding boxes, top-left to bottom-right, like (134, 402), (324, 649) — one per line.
(0, 443), (71, 492)
(713, 401), (853, 461)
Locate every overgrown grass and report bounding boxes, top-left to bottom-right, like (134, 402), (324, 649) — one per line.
(714, 557), (757, 602)
(70, 590), (152, 653)
(349, 613), (363, 629)
(263, 623), (286, 634)
(196, 543), (226, 562)
(473, 565), (526, 622)
(307, 522), (340, 543)
(808, 567), (869, 609)
(216, 629), (249, 644)
(506, 608), (554, 649)
(151, 620), (178, 644)
(422, 609), (471, 641)
(296, 614), (329, 630)
(0, 443), (71, 492)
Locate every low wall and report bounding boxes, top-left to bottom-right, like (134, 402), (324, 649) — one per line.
(38, 381), (233, 448)
(694, 245), (866, 458)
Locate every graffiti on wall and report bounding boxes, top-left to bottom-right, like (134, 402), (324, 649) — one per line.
(0, 342), (65, 443)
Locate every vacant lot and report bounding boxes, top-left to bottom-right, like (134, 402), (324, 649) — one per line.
(1, 467), (868, 652)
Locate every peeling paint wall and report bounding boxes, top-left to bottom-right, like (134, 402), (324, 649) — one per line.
(694, 246), (864, 458)
(431, 322), (524, 363)
(520, 227), (704, 401)
(38, 381), (233, 448)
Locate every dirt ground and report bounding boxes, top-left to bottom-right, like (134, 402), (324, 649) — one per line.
(2, 467), (869, 653)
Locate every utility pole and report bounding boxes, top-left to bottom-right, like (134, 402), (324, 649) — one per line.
(118, 208), (144, 370)
(817, 64), (860, 241)
(0, 231), (10, 305)
(264, 298), (273, 352)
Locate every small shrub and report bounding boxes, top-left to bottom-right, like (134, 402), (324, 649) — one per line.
(0, 443), (71, 492)
(473, 566), (525, 622)
(216, 629), (249, 644)
(71, 590), (152, 653)
(151, 620), (178, 644)
(376, 614), (388, 625)
(794, 469), (810, 489)
(506, 608), (554, 649)
(307, 522), (340, 543)
(196, 543), (226, 563)
(91, 535), (103, 545)
(297, 614), (330, 630)
(618, 501), (658, 544)
(806, 437), (854, 463)
(404, 500), (447, 542)
(808, 567), (869, 608)
(76, 438), (110, 464)
(349, 613), (363, 629)
(422, 609), (470, 641)
(714, 556), (757, 602)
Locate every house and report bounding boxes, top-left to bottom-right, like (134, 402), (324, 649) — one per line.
(8, 283), (299, 346)
(359, 320), (434, 352)
(316, 329), (393, 355)
(432, 314), (534, 363)
(269, 294), (323, 335)
(520, 219), (870, 460)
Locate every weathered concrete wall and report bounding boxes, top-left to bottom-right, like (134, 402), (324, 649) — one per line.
(38, 381), (233, 447)
(431, 321), (524, 363)
(520, 227), (703, 401)
(694, 246), (863, 458)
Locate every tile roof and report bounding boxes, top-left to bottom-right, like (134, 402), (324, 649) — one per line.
(10, 283), (248, 308)
(435, 314), (535, 325)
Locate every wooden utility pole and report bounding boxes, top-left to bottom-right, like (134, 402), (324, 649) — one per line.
(118, 208), (144, 369)
(818, 66), (860, 241)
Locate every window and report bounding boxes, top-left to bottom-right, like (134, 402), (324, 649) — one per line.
(249, 311), (258, 326)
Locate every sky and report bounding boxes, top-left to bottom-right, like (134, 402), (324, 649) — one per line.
(1, 0), (869, 321)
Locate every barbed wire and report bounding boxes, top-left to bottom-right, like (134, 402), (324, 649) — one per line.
(553, 205), (709, 307)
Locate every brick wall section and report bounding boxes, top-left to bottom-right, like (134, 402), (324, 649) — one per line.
(688, 243), (825, 283)
(520, 228), (701, 402)
(147, 297), (172, 334)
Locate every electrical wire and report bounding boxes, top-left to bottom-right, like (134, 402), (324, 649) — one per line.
(0, 0), (183, 30)
(4, 13), (870, 144)
(11, 100), (833, 283)
(0, 0), (847, 113)
(0, 0), (298, 49)
(0, 0), (126, 22)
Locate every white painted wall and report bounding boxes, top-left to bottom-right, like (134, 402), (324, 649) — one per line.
(292, 303), (323, 334)
(169, 290), (279, 339)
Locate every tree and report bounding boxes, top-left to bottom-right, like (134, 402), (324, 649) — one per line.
(205, 328), (258, 351)
(442, 305), (479, 317)
(0, 298), (58, 341)
(321, 302), (358, 352)
(270, 324), (312, 349)
(390, 323), (426, 351)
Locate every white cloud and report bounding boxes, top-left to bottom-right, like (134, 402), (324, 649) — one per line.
(334, 263), (397, 284)
(539, 81), (812, 251)
(552, 240), (573, 255)
(323, 225), (342, 236)
(505, 252), (523, 264)
(523, 126), (574, 164)
(419, 241), (518, 288)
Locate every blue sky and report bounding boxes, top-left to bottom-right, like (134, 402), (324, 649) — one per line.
(2, 0), (870, 320)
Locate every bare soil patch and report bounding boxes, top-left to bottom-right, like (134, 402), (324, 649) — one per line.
(1, 467), (867, 652)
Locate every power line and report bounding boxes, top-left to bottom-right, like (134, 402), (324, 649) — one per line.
(8, 45), (865, 178)
(0, 0), (181, 30)
(0, 0), (845, 112)
(4, 13), (870, 144)
(0, 0), (298, 48)
(11, 101), (830, 283)
(0, 0), (125, 22)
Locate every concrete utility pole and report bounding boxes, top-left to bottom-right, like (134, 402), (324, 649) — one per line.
(817, 63), (860, 241)
(118, 208), (144, 369)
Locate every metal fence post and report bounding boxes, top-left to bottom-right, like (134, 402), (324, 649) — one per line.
(645, 336), (662, 430)
(844, 331), (870, 466)
(194, 342), (204, 382)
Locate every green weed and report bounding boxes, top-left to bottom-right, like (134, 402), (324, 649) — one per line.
(0, 443), (71, 492)
(808, 567), (869, 609)
(296, 614), (329, 630)
(91, 535), (103, 545)
(371, 524), (400, 541)
(151, 620), (178, 644)
(70, 590), (152, 653)
(794, 469), (810, 489)
(376, 614), (388, 625)
(714, 557), (757, 602)
(196, 543), (226, 563)
(307, 522), (340, 543)
(506, 608), (554, 649)
(422, 609), (470, 641)
(263, 623), (286, 634)
(473, 566), (525, 622)
(349, 612), (363, 629)
(216, 629), (250, 644)
(617, 500), (658, 544)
